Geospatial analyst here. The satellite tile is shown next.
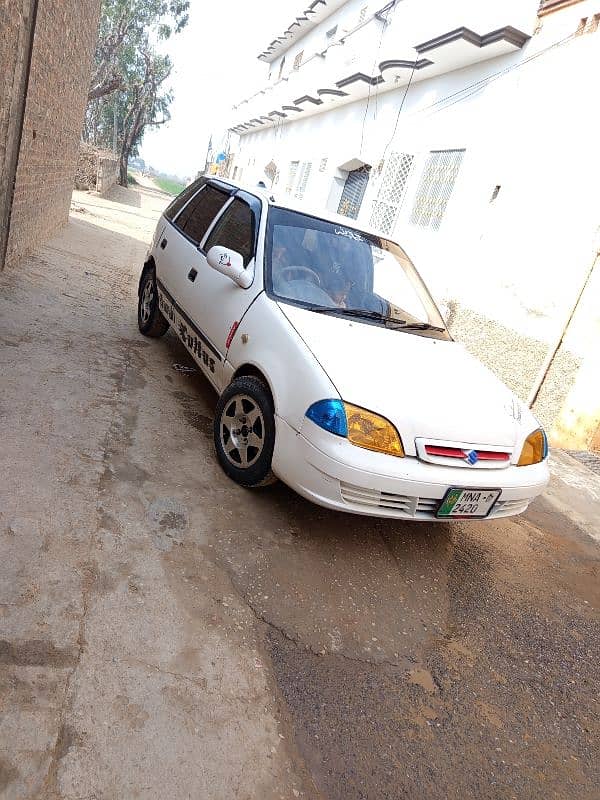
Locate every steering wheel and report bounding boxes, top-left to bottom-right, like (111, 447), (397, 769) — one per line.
(280, 266), (322, 286)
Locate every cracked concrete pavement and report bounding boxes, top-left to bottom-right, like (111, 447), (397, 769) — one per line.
(0, 182), (599, 800)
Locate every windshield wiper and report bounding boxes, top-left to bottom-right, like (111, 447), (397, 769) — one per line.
(339, 308), (404, 322)
(395, 321), (446, 332)
(307, 306), (406, 324)
(303, 306), (445, 331)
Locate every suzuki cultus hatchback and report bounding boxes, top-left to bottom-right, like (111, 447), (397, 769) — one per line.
(137, 177), (549, 520)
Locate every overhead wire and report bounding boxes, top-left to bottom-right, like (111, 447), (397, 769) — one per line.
(244, 16), (576, 191)
(358, 6), (389, 159)
(363, 26), (576, 226)
(380, 59), (417, 165)
(399, 30), (576, 125)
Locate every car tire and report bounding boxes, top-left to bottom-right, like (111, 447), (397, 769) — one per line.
(138, 268), (169, 337)
(214, 376), (277, 488)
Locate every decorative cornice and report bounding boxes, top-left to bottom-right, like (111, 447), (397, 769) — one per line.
(317, 88), (348, 98)
(379, 58), (433, 73)
(234, 24), (531, 134)
(538, 0), (585, 16)
(416, 25), (530, 54)
(293, 94), (323, 106)
(258, 0), (333, 62)
(336, 72), (384, 89)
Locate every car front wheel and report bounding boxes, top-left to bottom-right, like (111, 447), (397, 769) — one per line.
(214, 376), (276, 488)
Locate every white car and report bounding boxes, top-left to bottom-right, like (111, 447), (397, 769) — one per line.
(138, 177), (549, 521)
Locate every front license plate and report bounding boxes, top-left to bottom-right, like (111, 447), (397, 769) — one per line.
(437, 488), (501, 518)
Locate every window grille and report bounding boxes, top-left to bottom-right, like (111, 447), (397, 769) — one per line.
(319, 158), (328, 173)
(295, 162), (313, 200)
(293, 51), (304, 70)
(410, 150), (464, 231)
(337, 166), (371, 219)
(358, 6), (368, 24)
(369, 152), (413, 234)
(286, 160), (299, 194)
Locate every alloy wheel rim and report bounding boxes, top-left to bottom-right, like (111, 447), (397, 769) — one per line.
(220, 394), (265, 469)
(140, 279), (154, 323)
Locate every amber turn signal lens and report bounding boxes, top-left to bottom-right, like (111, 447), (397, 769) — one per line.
(343, 403), (404, 457)
(517, 429), (548, 466)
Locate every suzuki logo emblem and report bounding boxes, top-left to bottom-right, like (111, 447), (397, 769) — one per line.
(464, 449), (478, 465)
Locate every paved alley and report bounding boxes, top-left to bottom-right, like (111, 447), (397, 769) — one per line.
(0, 182), (598, 800)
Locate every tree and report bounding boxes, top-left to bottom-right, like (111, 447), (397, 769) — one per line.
(88, 0), (188, 103)
(85, 0), (188, 184)
(118, 50), (173, 185)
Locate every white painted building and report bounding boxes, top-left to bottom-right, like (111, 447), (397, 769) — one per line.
(226, 0), (600, 450)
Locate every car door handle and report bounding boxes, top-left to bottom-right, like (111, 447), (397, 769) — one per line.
(187, 268), (198, 282)
(160, 238), (167, 249)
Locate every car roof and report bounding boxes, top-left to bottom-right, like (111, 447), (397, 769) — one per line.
(209, 176), (392, 243)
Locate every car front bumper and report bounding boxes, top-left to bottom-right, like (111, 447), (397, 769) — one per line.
(272, 417), (550, 521)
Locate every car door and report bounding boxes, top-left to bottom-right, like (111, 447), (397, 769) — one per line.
(156, 182), (233, 314)
(181, 190), (263, 388)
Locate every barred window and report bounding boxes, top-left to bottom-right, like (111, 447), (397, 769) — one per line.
(410, 149), (464, 231)
(286, 161), (299, 194)
(294, 162), (313, 200)
(369, 152), (414, 235)
(293, 51), (304, 70)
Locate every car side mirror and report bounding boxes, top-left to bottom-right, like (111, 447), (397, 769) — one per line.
(206, 245), (252, 288)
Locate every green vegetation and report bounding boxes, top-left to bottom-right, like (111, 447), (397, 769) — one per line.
(154, 176), (185, 195)
(127, 171), (138, 185)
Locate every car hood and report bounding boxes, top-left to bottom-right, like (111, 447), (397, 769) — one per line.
(279, 304), (529, 455)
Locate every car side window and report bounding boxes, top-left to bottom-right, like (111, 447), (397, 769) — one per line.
(175, 186), (230, 246)
(204, 198), (255, 267)
(164, 177), (205, 222)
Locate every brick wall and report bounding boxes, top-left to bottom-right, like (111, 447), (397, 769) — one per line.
(0, 0), (36, 267)
(3, 0), (101, 268)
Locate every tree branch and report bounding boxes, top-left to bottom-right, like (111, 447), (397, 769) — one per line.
(87, 75), (124, 102)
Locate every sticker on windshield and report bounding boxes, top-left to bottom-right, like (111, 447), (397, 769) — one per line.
(334, 227), (365, 243)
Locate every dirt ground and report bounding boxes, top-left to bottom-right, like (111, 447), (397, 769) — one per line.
(1, 182), (599, 800)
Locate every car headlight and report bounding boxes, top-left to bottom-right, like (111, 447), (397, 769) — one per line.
(517, 428), (548, 466)
(305, 399), (348, 437)
(305, 400), (404, 457)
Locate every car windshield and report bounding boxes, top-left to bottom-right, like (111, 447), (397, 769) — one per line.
(265, 207), (449, 337)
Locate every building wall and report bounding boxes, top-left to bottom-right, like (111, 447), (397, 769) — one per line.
(0, 0), (36, 268)
(232, 0), (600, 448)
(2, 0), (101, 269)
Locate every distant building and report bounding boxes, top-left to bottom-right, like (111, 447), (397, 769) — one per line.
(229, 0), (600, 450)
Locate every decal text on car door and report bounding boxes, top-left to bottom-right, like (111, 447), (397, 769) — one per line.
(156, 283), (219, 376)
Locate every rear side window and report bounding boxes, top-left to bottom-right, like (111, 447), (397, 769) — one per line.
(204, 198), (256, 266)
(176, 186), (230, 245)
(164, 177), (205, 221)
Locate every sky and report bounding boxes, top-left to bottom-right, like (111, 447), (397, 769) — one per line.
(140, 0), (300, 180)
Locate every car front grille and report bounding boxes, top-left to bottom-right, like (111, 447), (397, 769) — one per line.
(339, 482), (440, 518)
(491, 498), (530, 516)
(339, 482), (530, 519)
